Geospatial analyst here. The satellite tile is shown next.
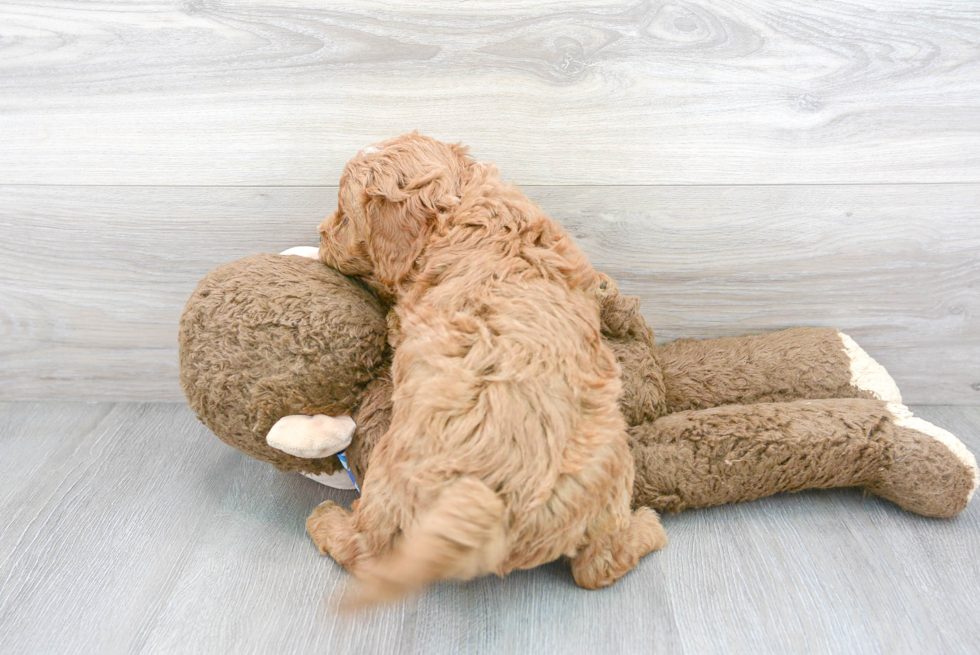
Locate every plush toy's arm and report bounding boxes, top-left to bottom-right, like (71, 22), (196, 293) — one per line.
(654, 327), (902, 413)
(630, 398), (978, 518)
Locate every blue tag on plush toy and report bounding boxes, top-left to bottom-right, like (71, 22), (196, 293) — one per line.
(336, 451), (360, 493)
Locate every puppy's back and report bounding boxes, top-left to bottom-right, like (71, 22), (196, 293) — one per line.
(379, 271), (628, 570)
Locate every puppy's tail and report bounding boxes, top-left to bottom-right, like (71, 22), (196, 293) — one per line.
(347, 476), (506, 607)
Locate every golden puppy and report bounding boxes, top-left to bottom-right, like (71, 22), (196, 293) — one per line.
(309, 133), (666, 604)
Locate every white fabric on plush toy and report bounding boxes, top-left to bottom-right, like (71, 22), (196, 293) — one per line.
(280, 246), (321, 259)
(303, 469), (358, 490)
(264, 246), (361, 490)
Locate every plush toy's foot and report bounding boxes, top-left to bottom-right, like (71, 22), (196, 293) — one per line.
(266, 414), (355, 459)
(869, 404), (979, 517)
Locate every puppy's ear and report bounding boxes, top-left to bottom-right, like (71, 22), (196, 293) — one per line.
(363, 164), (457, 287)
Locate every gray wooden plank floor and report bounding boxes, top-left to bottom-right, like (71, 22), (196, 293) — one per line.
(1, 402), (978, 654)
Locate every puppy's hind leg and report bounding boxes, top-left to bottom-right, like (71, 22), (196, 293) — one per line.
(570, 506), (667, 590)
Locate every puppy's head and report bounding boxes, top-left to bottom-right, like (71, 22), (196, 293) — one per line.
(319, 132), (472, 292)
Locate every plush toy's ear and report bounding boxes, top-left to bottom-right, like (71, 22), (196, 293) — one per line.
(363, 164), (457, 288)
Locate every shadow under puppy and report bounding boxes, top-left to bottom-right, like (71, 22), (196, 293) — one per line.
(309, 133), (666, 604)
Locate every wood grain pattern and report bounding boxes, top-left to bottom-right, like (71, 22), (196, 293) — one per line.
(2, 184), (977, 404)
(1, 1), (978, 185)
(0, 402), (977, 653)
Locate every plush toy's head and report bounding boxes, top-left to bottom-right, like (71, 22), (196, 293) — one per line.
(178, 254), (389, 475)
(179, 254), (667, 483)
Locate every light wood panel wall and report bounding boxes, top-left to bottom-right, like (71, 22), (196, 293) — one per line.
(1, 1), (978, 402)
(2, 0), (979, 185)
(2, 184), (977, 403)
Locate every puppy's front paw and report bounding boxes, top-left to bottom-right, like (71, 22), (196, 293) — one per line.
(306, 500), (342, 555)
(308, 499), (340, 520)
(306, 501), (364, 572)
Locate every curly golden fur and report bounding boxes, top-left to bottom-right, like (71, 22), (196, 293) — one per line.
(308, 133), (666, 604)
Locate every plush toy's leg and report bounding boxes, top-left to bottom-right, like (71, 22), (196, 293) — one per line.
(630, 398), (978, 518)
(655, 327), (902, 413)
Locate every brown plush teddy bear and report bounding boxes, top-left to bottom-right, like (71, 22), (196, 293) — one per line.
(179, 249), (978, 519)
